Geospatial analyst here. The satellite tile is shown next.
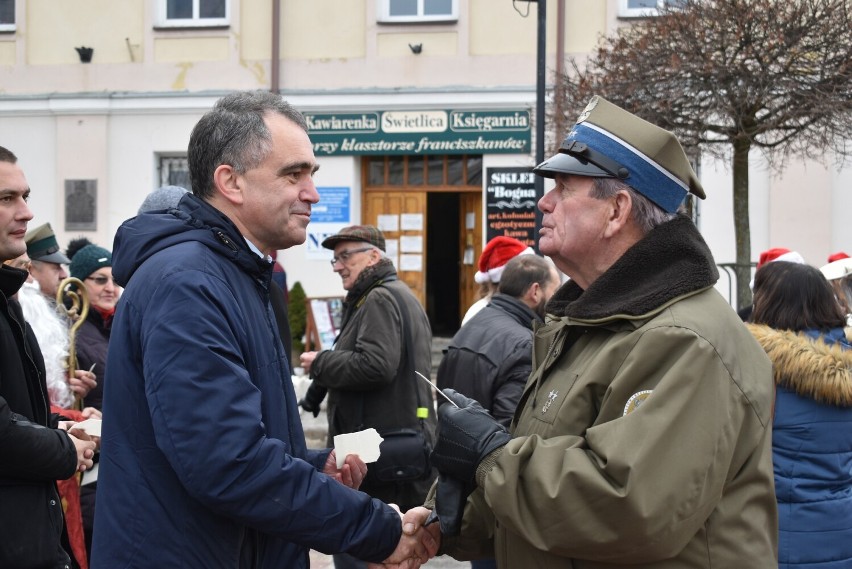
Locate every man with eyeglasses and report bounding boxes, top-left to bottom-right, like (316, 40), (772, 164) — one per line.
(299, 224), (437, 569)
(91, 92), (437, 569)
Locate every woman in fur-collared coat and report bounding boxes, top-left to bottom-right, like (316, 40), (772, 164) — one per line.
(748, 261), (852, 569)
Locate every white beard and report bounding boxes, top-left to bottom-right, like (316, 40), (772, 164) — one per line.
(17, 285), (74, 409)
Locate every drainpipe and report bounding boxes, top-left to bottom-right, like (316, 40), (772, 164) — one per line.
(533, 0), (546, 253)
(271, 0), (280, 92)
(554, 0), (566, 142)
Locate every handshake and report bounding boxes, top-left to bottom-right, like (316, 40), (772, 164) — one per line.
(368, 389), (511, 568)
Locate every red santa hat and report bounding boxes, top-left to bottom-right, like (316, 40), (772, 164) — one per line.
(474, 236), (535, 284)
(757, 247), (805, 269)
(828, 251), (850, 264)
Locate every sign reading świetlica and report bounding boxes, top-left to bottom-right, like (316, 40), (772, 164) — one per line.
(305, 109), (531, 156)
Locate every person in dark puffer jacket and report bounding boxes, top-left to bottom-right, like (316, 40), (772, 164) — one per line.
(437, 254), (560, 427)
(747, 260), (852, 569)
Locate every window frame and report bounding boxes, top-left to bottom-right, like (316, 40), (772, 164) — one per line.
(376, 0), (458, 24)
(618, 0), (682, 18)
(0, 0), (16, 32)
(156, 0), (229, 29)
(158, 155), (191, 190)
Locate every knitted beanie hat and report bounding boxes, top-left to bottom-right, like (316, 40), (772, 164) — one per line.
(70, 243), (112, 280)
(138, 185), (189, 214)
(756, 247), (805, 269)
(474, 236), (534, 284)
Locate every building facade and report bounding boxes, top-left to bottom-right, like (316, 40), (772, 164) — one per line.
(1, 0), (849, 331)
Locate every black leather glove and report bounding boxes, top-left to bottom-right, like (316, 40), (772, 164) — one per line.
(430, 388), (511, 486)
(425, 474), (472, 537)
(298, 382), (327, 418)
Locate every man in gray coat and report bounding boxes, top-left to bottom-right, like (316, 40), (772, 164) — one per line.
(301, 225), (437, 569)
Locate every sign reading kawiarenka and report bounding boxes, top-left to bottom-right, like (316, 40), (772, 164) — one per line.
(305, 109), (532, 156)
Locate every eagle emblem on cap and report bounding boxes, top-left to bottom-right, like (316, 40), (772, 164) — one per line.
(576, 97), (600, 124)
(623, 390), (652, 416)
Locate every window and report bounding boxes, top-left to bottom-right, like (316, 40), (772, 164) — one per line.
(157, 0), (228, 28)
(377, 0), (457, 24)
(366, 155), (482, 187)
(618, 0), (684, 18)
(159, 156), (191, 190)
(0, 0), (15, 32)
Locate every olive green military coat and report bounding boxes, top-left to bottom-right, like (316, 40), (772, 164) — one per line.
(444, 216), (778, 568)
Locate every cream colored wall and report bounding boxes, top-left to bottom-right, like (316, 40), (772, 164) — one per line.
(6, 0), (596, 94)
(377, 32), (457, 57)
(55, 115), (111, 247)
(282, 0), (367, 60)
(469, 0), (603, 56)
(242, 0), (367, 61)
(564, 0), (607, 53)
(768, 160), (833, 265)
(0, 40), (14, 66)
(154, 37), (229, 62)
(27, 0), (143, 65)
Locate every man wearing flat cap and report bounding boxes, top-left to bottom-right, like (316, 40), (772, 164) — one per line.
(394, 97), (777, 569)
(25, 222), (71, 303)
(300, 224), (437, 569)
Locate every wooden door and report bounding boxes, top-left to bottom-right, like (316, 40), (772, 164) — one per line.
(459, 192), (482, 321)
(363, 191), (427, 306)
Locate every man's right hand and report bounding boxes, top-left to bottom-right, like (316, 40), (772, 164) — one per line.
(67, 431), (96, 473)
(367, 506), (440, 569)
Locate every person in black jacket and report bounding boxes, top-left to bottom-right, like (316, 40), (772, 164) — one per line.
(437, 254), (560, 428)
(0, 145), (96, 569)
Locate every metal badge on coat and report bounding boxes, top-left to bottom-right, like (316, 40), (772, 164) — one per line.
(623, 390), (653, 416)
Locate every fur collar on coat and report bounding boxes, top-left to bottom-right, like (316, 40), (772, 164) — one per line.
(747, 323), (852, 407)
(546, 215), (718, 319)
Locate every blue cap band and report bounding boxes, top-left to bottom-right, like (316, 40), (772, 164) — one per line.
(567, 123), (689, 213)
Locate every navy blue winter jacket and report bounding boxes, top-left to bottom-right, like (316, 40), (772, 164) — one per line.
(90, 194), (401, 568)
(748, 324), (852, 569)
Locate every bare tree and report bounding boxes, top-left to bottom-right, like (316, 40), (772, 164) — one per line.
(552, 0), (852, 308)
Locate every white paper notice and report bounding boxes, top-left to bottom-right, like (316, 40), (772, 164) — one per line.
(385, 239), (399, 259)
(377, 214), (399, 232)
(334, 428), (384, 468)
(463, 246), (474, 265)
(400, 213), (423, 231)
(400, 235), (423, 253)
(72, 418), (102, 437)
(465, 211), (475, 230)
(399, 254), (423, 272)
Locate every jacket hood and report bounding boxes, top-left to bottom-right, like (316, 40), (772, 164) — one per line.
(112, 193), (271, 287)
(747, 323), (852, 407)
(546, 215), (718, 320)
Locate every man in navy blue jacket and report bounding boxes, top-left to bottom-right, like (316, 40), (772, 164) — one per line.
(91, 92), (435, 569)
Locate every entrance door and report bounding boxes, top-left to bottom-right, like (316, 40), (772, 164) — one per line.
(363, 155), (482, 334)
(363, 191), (427, 305)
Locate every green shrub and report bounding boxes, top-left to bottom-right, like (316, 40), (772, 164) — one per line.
(288, 281), (307, 356)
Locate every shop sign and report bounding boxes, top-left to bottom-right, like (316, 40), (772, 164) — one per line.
(305, 109), (531, 156)
(485, 167), (537, 247)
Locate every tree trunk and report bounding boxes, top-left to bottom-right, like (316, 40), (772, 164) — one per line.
(732, 137), (752, 310)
